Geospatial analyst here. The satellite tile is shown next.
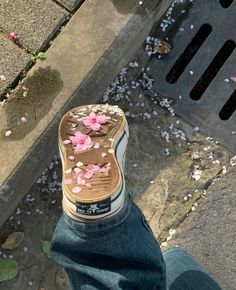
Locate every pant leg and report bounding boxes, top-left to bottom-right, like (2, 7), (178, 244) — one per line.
(163, 247), (222, 290)
(50, 193), (166, 290)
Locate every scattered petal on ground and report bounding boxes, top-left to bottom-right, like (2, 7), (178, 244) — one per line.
(5, 130), (12, 137)
(8, 32), (17, 41)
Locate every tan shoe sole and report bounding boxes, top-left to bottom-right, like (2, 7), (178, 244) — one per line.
(58, 104), (128, 217)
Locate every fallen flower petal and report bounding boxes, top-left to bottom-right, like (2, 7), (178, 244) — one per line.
(0, 75), (6, 81)
(82, 112), (108, 131)
(76, 161), (83, 167)
(74, 167), (82, 174)
(8, 32), (17, 41)
(94, 142), (100, 149)
(85, 183), (92, 189)
(72, 186), (81, 193)
(5, 130), (12, 137)
(84, 170), (94, 179)
(230, 76), (236, 83)
(77, 177), (86, 185)
(69, 131), (93, 152)
(64, 179), (72, 184)
(63, 140), (71, 144)
(21, 117), (27, 123)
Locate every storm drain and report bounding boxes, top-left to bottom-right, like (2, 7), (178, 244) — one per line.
(149, 0), (236, 153)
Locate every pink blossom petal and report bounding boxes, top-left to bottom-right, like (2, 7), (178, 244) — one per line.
(74, 167), (82, 174)
(82, 112), (108, 131)
(85, 183), (92, 189)
(230, 77), (236, 83)
(65, 179), (72, 184)
(72, 186), (81, 193)
(89, 164), (101, 172)
(74, 143), (87, 152)
(96, 114), (108, 124)
(90, 123), (101, 131)
(77, 177), (86, 185)
(84, 137), (94, 147)
(68, 155), (75, 161)
(94, 142), (100, 149)
(84, 170), (94, 179)
(63, 140), (71, 144)
(9, 32), (17, 41)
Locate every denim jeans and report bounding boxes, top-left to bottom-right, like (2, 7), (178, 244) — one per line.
(163, 247), (222, 290)
(50, 192), (166, 290)
(50, 191), (222, 290)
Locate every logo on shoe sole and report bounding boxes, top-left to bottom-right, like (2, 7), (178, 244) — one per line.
(75, 197), (111, 216)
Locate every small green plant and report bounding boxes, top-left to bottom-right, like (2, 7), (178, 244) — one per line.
(31, 52), (45, 62)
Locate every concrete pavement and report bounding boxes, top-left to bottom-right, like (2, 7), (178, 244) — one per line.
(0, 0), (235, 289)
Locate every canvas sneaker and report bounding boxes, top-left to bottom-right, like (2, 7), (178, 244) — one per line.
(58, 104), (129, 220)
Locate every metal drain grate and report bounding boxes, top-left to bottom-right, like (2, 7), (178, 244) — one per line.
(149, 0), (236, 153)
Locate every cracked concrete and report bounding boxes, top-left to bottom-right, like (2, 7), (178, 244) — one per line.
(166, 166), (236, 290)
(0, 1), (235, 288)
(0, 99), (233, 289)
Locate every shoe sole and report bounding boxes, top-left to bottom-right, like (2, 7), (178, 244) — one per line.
(58, 104), (129, 218)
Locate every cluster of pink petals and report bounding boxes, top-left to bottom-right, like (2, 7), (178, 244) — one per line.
(64, 162), (111, 193)
(69, 131), (94, 152)
(63, 135), (101, 153)
(9, 32), (17, 41)
(84, 163), (111, 179)
(82, 112), (108, 131)
(84, 164), (102, 179)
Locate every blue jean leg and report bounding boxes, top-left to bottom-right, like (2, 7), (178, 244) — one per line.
(163, 247), (222, 290)
(50, 192), (166, 290)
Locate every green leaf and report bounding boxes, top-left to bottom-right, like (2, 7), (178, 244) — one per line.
(37, 52), (44, 57)
(42, 240), (51, 259)
(0, 258), (18, 282)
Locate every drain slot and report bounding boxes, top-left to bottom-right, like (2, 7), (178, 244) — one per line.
(166, 24), (212, 84)
(219, 0), (234, 8)
(190, 40), (235, 101)
(219, 90), (236, 120)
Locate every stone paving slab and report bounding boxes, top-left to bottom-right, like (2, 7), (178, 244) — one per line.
(111, 87), (232, 242)
(0, 36), (30, 95)
(0, 0), (68, 52)
(57, 0), (84, 12)
(166, 167), (236, 290)
(0, 0), (173, 228)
